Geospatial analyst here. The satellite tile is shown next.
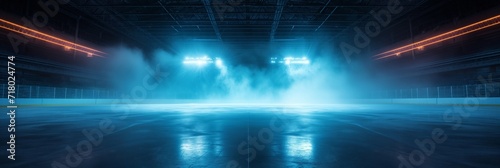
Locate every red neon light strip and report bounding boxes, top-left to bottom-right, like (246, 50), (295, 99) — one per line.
(375, 15), (500, 60)
(0, 18), (106, 57)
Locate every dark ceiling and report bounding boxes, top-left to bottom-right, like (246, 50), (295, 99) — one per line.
(2, 0), (500, 51)
(64, 0), (428, 45)
(4, 0), (500, 54)
(1, 0), (500, 88)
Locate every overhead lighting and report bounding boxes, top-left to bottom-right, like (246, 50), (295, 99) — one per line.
(270, 57), (279, 64)
(374, 14), (500, 60)
(215, 58), (223, 66)
(271, 57), (310, 65)
(183, 56), (213, 66)
(0, 18), (106, 57)
(284, 57), (310, 65)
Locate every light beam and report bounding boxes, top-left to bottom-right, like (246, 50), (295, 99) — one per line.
(0, 18), (106, 57)
(374, 14), (500, 60)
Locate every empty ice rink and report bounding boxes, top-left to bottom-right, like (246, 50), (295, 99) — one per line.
(1, 0), (500, 168)
(1, 104), (499, 167)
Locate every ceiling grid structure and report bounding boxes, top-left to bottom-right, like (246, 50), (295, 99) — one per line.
(64, 0), (426, 44)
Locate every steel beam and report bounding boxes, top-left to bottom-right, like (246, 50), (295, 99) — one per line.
(270, 0), (287, 41)
(202, 0), (222, 41)
(158, 1), (182, 28)
(319, 0), (332, 14)
(69, 0), (178, 54)
(316, 6), (338, 31)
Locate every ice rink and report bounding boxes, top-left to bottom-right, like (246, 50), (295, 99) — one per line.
(3, 104), (499, 168)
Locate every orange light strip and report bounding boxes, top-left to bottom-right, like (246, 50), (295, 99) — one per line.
(0, 18), (106, 57)
(374, 14), (500, 60)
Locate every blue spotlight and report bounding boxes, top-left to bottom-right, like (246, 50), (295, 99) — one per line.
(270, 57), (279, 64)
(183, 56), (213, 66)
(215, 58), (223, 66)
(284, 57), (310, 65)
(270, 57), (310, 65)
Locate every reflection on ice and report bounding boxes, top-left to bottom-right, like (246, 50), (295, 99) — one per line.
(286, 135), (313, 159)
(180, 136), (206, 159)
(130, 103), (368, 113)
(3, 105), (499, 168)
(179, 135), (223, 164)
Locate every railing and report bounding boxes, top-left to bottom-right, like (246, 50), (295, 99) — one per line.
(370, 84), (500, 99)
(1, 84), (120, 99)
(2, 84), (499, 100)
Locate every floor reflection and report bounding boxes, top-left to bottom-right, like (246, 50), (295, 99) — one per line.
(177, 114), (224, 166)
(285, 135), (313, 159)
(3, 105), (499, 168)
(180, 136), (207, 160)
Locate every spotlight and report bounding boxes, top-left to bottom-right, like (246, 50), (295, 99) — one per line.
(272, 57), (310, 65)
(183, 56), (213, 66)
(270, 57), (278, 64)
(183, 56), (226, 69)
(215, 58), (223, 66)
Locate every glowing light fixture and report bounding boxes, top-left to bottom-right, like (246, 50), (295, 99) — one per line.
(271, 57), (310, 65)
(215, 58), (223, 66)
(183, 56), (214, 66)
(374, 14), (500, 59)
(270, 57), (279, 64)
(0, 18), (106, 57)
(284, 57), (310, 65)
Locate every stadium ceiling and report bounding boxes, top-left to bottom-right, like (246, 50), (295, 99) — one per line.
(67, 0), (429, 44)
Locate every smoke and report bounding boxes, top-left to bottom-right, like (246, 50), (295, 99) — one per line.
(99, 42), (359, 104)
(280, 57), (350, 103)
(101, 45), (149, 91)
